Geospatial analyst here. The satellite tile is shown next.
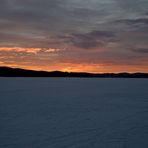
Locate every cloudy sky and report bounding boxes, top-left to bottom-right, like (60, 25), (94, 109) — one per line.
(0, 0), (148, 72)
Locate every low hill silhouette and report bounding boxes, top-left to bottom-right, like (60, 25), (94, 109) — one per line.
(0, 67), (148, 78)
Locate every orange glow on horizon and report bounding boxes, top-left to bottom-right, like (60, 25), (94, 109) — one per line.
(0, 62), (148, 73)
(0, 47), (147, 73)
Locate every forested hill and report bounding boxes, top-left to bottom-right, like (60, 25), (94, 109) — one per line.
(0, 67), (148, 78)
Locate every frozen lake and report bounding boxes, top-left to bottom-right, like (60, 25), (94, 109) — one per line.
(0, 78), (148, 148)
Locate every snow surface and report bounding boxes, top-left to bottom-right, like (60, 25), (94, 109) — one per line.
(0, 78), (148, 148)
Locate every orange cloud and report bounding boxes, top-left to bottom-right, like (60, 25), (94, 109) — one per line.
(0, 47), (60, 54)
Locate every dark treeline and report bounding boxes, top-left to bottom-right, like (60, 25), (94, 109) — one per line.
(0, 67), (148, 78)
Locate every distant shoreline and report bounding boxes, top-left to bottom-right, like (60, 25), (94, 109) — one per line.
(0, 67), (148, 78)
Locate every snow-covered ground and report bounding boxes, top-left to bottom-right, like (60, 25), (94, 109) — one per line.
(0, 78), (148, 148)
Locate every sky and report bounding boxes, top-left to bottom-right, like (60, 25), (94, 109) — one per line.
(0, 0), (148, 73)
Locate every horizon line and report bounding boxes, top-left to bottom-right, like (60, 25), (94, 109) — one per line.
(0, 66), (148, 75)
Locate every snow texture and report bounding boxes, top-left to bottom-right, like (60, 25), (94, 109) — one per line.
(0, 78), (148, 148)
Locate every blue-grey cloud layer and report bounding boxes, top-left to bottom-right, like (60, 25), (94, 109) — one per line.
(0, 0), (148, 68)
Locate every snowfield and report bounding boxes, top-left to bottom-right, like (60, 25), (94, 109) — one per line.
(0, 78), (148, 148)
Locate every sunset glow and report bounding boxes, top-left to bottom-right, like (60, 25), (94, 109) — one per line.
(0, 0), (148, 73)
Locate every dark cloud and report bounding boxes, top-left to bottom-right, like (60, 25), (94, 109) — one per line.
(132, 48), (148, 53)
(60, 30), (116, 49)
(87, 30), (115, 38)
(116, 0), (148, 13)
(0, 0), (130, 48)
(117, 18), (148, 25)
(0, 0), (66, 26)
